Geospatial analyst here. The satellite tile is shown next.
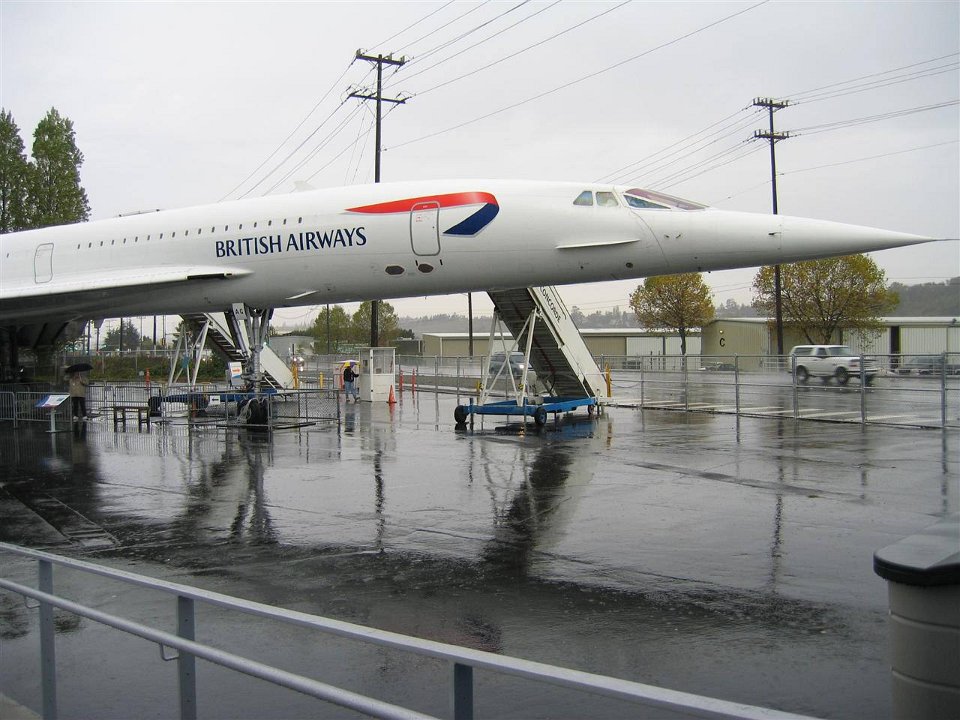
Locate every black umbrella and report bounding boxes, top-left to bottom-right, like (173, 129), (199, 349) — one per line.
(65, 362), (93, 373)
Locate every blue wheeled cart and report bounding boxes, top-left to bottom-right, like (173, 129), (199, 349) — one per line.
(454, 396), (597, 427)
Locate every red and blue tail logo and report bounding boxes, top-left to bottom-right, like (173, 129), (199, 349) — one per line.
(346, 191), (499, 236)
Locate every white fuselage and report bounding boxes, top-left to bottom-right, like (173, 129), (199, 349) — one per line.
(0, 179), (932, 325)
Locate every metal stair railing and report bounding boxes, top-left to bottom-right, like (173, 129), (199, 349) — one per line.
(488, 287), (607, 399)
(180, 312), (293, 390)
(0, 542), (813, 720)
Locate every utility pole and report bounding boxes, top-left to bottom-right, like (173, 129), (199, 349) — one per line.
(753, 97), (791, 356)
(349, 50), (406, 348)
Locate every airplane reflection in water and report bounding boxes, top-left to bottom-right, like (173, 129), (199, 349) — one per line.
(0, 411), (838, 598)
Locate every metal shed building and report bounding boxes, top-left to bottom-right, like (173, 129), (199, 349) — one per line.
(700, 317), (960, 357)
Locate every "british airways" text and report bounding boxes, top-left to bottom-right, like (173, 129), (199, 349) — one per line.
(215, 227), (367, 258)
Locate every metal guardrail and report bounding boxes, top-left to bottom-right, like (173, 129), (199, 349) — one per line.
(606, 353), (959, 430)
(0, 391), (16, 426)
(311, 353), (957, 430)
(4, 352), (956, 430)
(0, 543), (812, 720)
(0, 385), (341, 428)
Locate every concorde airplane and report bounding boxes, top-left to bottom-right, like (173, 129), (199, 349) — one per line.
(0, 179), (936, 380)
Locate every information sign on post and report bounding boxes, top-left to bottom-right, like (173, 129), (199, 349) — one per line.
(35, 394), (71, 433)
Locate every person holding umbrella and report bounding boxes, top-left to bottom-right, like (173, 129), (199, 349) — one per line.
(66, 363), (91, 420)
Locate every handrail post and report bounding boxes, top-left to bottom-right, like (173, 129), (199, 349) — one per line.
(39, 559), (58, 720)
(640, 356), (644, 406)
(734, 355), (741, 416)
(860, 354), (867, 425)
(452, 662), (474, 720)
(941, 352), (948, 429)
(791, 354), (799, 421)
(177, 595), (197, 720)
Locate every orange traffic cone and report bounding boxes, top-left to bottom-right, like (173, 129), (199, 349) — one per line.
(388, 384), (396, 404)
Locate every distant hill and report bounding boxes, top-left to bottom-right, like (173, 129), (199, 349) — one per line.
(390, 277), (957, 337)
(888, 277), (959, 316)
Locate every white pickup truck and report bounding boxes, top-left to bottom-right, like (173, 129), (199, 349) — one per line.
(789, 345), (878, 385)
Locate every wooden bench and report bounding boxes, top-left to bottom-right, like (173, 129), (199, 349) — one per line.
(112, 405), (151, 431)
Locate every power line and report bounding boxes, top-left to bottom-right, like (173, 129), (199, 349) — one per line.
(654, 143), (765, 192)
(220, 60), (359, 201)
(595, 106), (754, 183)
(400, 0), (533, 73)
(796, 63), (959, 106)
(368, 1), (457, 53)
(792, 100), (959, 135)
(709, 140), (959, 206)
(405, 0), (625, 96)
(394, 1), (492, 55)
(599, 54), (958, 189)
(389, 0), (770, 151)
(264, 104), (365, 194)
(784, 139), (959, 174)
(783, 52), (959, 100)
(254, 102), (360, 196)
(392, 0), (562, 87)
(614, 111), (761, 186)
(305, 119), (377, 184)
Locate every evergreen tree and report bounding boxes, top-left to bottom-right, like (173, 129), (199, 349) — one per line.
(100, 319), (144, 352)
(29, 107), (90, 228)
(310, 305), (352, 353)
(0, 109), (30, 233)
(351, 301), (401, 346)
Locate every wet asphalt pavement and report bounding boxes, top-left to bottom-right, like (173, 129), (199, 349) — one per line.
(0, 393), (957, 719)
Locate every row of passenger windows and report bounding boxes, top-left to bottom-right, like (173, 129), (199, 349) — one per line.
(75, 216), (306, 249)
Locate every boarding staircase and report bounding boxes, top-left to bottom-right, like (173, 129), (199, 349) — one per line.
(487, 287), (608, 399)
(180, 311), (293, 390)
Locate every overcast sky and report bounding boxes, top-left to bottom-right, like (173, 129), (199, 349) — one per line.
(1, 0), (957, 330)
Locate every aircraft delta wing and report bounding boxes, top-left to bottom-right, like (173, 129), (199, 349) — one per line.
(0, 178), (936, 377)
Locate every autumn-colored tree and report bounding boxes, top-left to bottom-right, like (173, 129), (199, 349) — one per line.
(752, 255), (898, 344)
(629, 273), (715, 355)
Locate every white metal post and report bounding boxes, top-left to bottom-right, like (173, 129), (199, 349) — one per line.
(39, 559), (57, 720)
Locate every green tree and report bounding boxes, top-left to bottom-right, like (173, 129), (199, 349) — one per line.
(0, 109), (30, 233)
(351, 301), (401, 346)
(310, 305), (352, 354)
(100, 319), (144, 352)
(28, 107), (90, 228)
(629, 273), (715, 355)
(752, 255), (898, 344)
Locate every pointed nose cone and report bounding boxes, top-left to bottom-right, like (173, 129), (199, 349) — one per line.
(779, 215), (934, 263)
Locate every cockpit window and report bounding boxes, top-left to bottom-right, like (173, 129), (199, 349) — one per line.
(573, 190), (593, 206)
(623, 188), (706, 211)
(596, 191), (619, 207)
(624, 195), (670, 210)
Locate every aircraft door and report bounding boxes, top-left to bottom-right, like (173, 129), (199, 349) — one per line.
(34, 243), (54, 283)
(410, 201), (440, 256)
